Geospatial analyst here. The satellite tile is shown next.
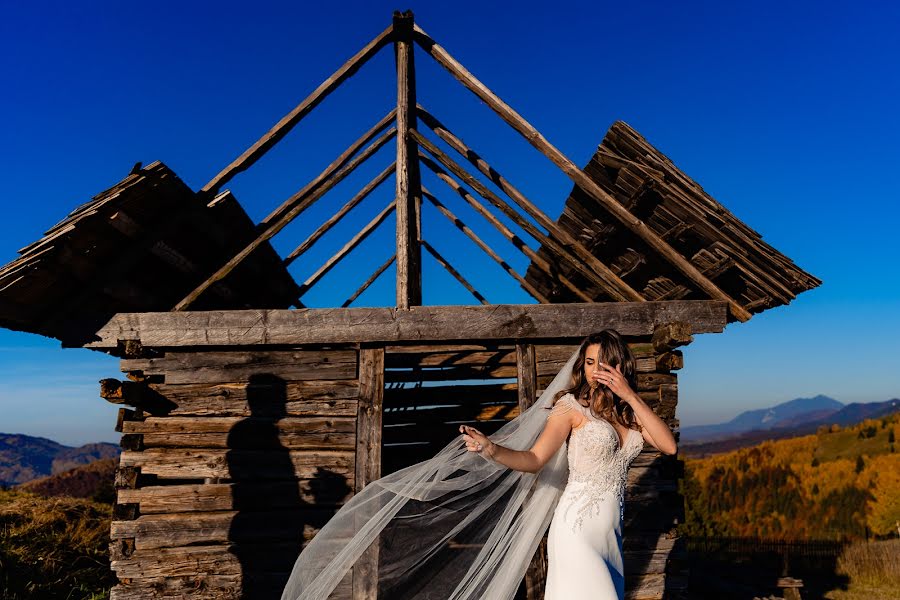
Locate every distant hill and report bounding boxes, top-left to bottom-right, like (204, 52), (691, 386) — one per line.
(0, 433), (119, 487)
(682, 398), (900, 456)
(16, 457), (117, 501)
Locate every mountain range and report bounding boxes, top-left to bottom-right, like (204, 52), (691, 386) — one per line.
(0, 433), (119, 487)
(681, 395), (900, 454)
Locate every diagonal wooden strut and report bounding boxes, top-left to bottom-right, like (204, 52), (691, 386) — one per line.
(297, 200), (397, 301)
(420, 238), (488, 305)
(284, 161), (395, 266)
(263, 110), (396, 229)
(421, 186), (548, 303)
(412, 25), (752, 322)
(343, 254), (396, 308)
(420, 157), (592, 302)
(415, 135), (636, 302)
(202, 24), (395, 197)
(173, 127), (396, 311)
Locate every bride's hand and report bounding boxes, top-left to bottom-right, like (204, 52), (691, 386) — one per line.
(459, 425), (496, 457)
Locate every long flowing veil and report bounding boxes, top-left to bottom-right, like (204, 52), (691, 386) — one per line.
(281, 348), (579, 600)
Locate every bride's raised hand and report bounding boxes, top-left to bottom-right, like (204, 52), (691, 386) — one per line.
(459, 424), (496, 457)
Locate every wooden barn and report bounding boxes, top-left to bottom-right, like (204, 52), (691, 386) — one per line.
(0, 11), (820, 600)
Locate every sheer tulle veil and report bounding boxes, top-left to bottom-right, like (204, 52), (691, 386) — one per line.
(280, 348), (580, 600)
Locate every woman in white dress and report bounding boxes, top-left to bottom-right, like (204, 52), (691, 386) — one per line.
(281, 329), (677, 600)
(460, 330), (678, 599)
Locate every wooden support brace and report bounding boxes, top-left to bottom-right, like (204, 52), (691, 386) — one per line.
(420, 238), (489, 304)
(343, 254), (396, 308)
(421, 186), (548, 303)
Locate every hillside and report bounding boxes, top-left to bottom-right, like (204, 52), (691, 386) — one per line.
(16, 457), (117, 502)
(0, 433), (119, 487)
(680, 412), (900, 540)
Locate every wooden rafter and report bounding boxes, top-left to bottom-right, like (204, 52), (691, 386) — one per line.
(419, 153), (592, 302)
(87, 300), (729, 349)
(201, 25), (395, 197)
(173, 127), (396, 311)
(412, 26), (752, 322)
(421, 186), (548, 303)
(297, 200), (397, 301)
(420, 238), (488, 305)
(284, 162), (395, 266)
(415, 138), (637, 302)
(342, 254), (396, 308)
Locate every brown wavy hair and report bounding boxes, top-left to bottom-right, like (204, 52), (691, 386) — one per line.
(552, 329), (641, 431)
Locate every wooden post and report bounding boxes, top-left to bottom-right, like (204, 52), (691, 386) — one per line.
(354, 346), (385, 599)
(516, 342), (547, 599)
(394, 10), (423, 309)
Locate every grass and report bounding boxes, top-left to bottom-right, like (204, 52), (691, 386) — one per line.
(0, 488), (114, 600)
(824, 538), (900, 600)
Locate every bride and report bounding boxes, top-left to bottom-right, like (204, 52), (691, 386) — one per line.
(281, 329), (678, 600)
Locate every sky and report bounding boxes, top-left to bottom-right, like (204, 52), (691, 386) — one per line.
(0, 0), (898, 446)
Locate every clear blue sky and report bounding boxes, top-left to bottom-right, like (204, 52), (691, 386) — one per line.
(1, 1), (897, 446)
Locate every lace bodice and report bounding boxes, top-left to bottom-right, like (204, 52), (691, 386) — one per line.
(549, 393), (644, 530)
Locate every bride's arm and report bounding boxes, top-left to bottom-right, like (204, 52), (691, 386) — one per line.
(459, 409), (574, 473)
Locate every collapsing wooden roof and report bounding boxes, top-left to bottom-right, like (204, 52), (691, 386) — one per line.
(0, 10), (819, 349)
(0, 162), (299, 345)
(524, 122), (821, 318)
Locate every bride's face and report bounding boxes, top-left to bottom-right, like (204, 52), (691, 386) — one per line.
(583, 343), (602, 388)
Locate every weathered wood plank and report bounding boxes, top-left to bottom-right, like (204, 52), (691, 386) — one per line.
(121, 350), (357, 384)
(88, 301), (728, 349)
(110, 572), (351, 600)
(140, 380), (359, 417)
(119, 448), (354, 481)
(117, 481), (354, 513)
(355, 347), (384, 493)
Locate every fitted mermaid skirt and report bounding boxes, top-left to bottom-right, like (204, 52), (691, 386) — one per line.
(544, 483), (624, 600)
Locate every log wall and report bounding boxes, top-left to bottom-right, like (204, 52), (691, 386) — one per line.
(105, 332), (688, 599)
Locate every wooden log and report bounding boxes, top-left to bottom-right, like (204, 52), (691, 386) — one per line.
(140, 380), (359, 417)
(297, 200), (397, 300)
(651, 322), (693, 352)
(175, 126), (397, 311)
(201, 25), (394, 196)
(121, 349), (358, 384)
(117, 481), (354, 514)
(412, 28), (752, 322)
(414, 116), (640, 303)
(416, 139), (634, 304)
(656, 350), (683, 371)
(119, 448), (355, 481)
(516, 343), (537, 411)
(420, 238), (489, 304)
(421, 159), (592, 302)
(111, 542), (301, 579)
(394, 10), (423, 311)
(110, 572), (352, 600)
(343, 254), (395, 308)
(284, 161), (395, 266)
(421, 186), (549, 303)
(89, 301), (728, 349)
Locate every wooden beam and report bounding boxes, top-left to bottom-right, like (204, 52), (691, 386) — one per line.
(421, 186), (548, 303)
(420, 238), (489, 305)
(516, 342), (537, 410)
(173, 127), (396, 311)
(420, 152), (592, 302)
(412, 29), (752, 322)
(343, 254), (396, 308)
(297, 200), (397, 300)
(87, 300), (728, 349)
(284, 162), (395, 267)
(202, 25), (395, 196)
(416, 140), (633, 302)
(394, 11), (423, 309)
(262, 111), (396, 229)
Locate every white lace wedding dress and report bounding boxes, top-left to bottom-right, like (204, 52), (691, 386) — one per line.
(544, 393), (645, 600)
